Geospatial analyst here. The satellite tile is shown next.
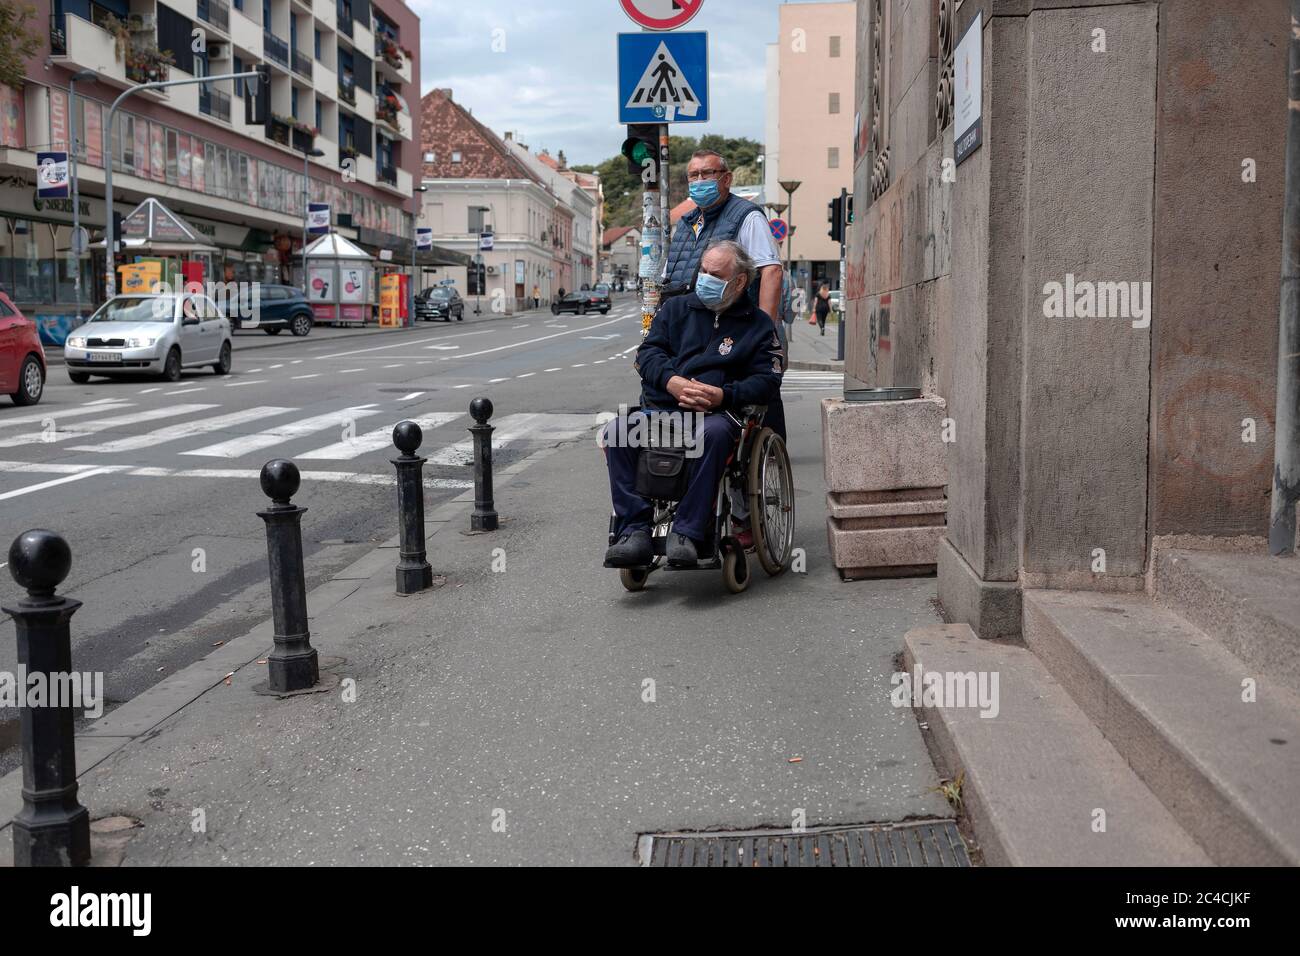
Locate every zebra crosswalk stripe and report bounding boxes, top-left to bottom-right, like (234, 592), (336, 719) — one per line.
(298, 413), (462, 460)
(69, 407), (296, 454)
(0, 405), (218, 449)
(180, 405), (384, 459)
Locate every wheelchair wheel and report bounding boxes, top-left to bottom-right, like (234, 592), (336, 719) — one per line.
(722, 540), (749, 593)
(747, 427), (796, 576)
(620, 568), (650, 592)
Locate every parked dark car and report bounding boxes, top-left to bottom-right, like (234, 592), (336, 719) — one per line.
(416, 287), (464, 321)
(225, 284), (314, 336)
(551, 290), (611, 316)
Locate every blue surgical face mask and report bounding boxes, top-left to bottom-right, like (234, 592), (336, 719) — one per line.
(689, 180), (721, 207)
(695, 272), (730, 310)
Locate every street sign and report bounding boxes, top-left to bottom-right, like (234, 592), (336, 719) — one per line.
(769, 218), (787, 242)
(619, 0), (703, 31)
(619, 32), (708, 123)
(954, 11), (983, 165)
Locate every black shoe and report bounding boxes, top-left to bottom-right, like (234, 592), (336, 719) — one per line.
(667, 532), (698, 567)
(605, 529), (652, 567)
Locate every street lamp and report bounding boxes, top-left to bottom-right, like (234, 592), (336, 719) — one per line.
(300, 146), (326, 292)
(410, 184), (428, 323)
(67, 70), (96, 318)
(779, 179), (802, 298)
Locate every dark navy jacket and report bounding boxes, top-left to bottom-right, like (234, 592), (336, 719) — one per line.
(635, 292), (783, 413)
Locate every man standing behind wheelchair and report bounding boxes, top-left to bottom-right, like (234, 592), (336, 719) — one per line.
(602, 240), (783, 569)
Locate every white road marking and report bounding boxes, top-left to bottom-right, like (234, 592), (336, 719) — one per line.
(298, 413), (461, 460)
(292, 374), (321, 380)
(425, 344), (460, 351)
(138, 388), (162, 394)
(571, 364), (586, 368)
(0, 404), (132, 430)
(269, 364), (284, 369)
(225, 380), (267, 387)
(516, 372), (535, 379)
(0, 461), (105, 474)
(582, 335), (620, 341)
(164, 387), (207, 396)
(0, 468), (117, 501)
(451, 316), (626, 360)
(0, 459), (473, 488)
(291, 360), (303, 365)
(453, 383), (474, 389)
(244, 368), (264, 374)
(85, 397), (124, 406)
(70, 407), (295, 454)
(0, 404), (217, 448)
(424, 413), (599, 467)
(382, 364), (404, 369)
(340, 368), (366, 373)
(513, 324), (529, 329)
(544, 368), (561, 372)
(398, 391), (426, 400)
(594, 360), (606, 364)
(317, 329), (493, 359)
(182, 405), (383, 459)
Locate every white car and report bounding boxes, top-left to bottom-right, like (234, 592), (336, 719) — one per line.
(64, 293), (233, 383)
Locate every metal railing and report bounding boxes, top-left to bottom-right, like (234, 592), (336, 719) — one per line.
(49, 13), (67, 55)
(264, 32), (289, 66)
(291, 127), (315, 152)
(292, 49), (313, 78)
(337, 0), (354, 38)
(199, 87), (231, 123)
(376, 164), (397, 186)
(338, 76), (357, 106)
(267, 117), (291, 147)
(196, 0), (229, 33)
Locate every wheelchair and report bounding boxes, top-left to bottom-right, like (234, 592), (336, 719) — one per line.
(605, 406), (796, 594)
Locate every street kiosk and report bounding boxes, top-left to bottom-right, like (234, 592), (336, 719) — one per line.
(303, 232), (374, 326)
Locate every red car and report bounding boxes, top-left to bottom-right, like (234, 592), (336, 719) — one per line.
(0, 290), (46, 406)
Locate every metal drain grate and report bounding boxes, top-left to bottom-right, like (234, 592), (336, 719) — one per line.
(639, 820), (970, 867)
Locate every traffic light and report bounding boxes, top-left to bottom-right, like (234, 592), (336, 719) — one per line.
(621, 124), (660, 185)
(827, 188), (851, 244)
(245, 64), (270, 125)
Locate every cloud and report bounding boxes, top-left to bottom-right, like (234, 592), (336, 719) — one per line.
(407, 0), (793, 165)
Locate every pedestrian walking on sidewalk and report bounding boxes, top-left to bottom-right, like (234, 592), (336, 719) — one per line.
(814, 283), (831, 336)
(533, 284), (540, 310)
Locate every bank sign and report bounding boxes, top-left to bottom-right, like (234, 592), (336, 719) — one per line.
(954, 12), (983, 165)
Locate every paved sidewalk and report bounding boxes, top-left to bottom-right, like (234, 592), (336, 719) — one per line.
(788, 316), (844, 371)
(0, 393), (947, 866)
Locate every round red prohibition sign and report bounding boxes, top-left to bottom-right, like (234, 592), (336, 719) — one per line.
(620, 0), (704, 31)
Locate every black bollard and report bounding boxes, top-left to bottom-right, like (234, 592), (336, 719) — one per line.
(392, 420), (434, 594)
(469, 397), (499, 532)
(257, 459), (319, 692)
(2, 530), (91, 867)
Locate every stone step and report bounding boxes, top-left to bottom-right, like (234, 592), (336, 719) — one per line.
(903, 624), (1210, 866)
(1023, 590), (1300, 865)
(1153, 548), (1300, 696)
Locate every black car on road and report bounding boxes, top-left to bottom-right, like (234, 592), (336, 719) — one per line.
(551, 290), (611, 316)
(416, 287), (464, 321)
(226, 284), (314, 336)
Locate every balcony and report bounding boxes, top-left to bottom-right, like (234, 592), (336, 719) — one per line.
(292, 49), (313, 79)
(198, 86), (231, 123)
(338, 146), (358, 170)
(376, 163), (397, 187)
(374, 35), (412, 86)
(267, 116), (292, 147)
(292, 126), (316, 153)
(338, 76), (357, 107)
(49, 14), (67, 55)
(337, 0), (354, 39)
(48, 13), (169, 98)
(196, 0), (230, 34)
(264, 31), (289, 67)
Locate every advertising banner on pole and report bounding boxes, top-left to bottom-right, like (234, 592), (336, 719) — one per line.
(416, 227), (433, 250)
(307, 202), (331, 234)
(36, 152), (69, 198)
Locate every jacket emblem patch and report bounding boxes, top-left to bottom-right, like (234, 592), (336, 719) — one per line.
(718, 337), (734, 356)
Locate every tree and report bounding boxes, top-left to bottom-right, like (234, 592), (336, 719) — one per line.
(596, 135), (765, 229)
(0, 0), (40, 90)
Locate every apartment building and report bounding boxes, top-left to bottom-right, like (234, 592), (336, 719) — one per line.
(770, 1), (856, 296)
(417, 88), (599, 312)
(0, 0), (420, 315)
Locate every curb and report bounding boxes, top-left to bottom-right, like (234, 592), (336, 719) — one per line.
(0, 439), (571, 835)
(788, 360), (845, 372)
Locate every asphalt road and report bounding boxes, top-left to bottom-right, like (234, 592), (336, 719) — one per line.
(0, 296), (649, 772)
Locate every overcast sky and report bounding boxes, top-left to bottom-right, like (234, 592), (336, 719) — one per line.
(409, 0), (809, 166)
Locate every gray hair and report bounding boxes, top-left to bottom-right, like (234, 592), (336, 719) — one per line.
(704, 239), (756, 289)
(691, 149), (729, 171)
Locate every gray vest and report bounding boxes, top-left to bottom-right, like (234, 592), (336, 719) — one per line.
(665, 193), (766, 302)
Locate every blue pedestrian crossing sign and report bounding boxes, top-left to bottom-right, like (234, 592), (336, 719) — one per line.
(618, 32), (708, 124)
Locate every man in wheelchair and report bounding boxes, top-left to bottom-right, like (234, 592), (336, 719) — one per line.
(602, 240), (783, 570)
